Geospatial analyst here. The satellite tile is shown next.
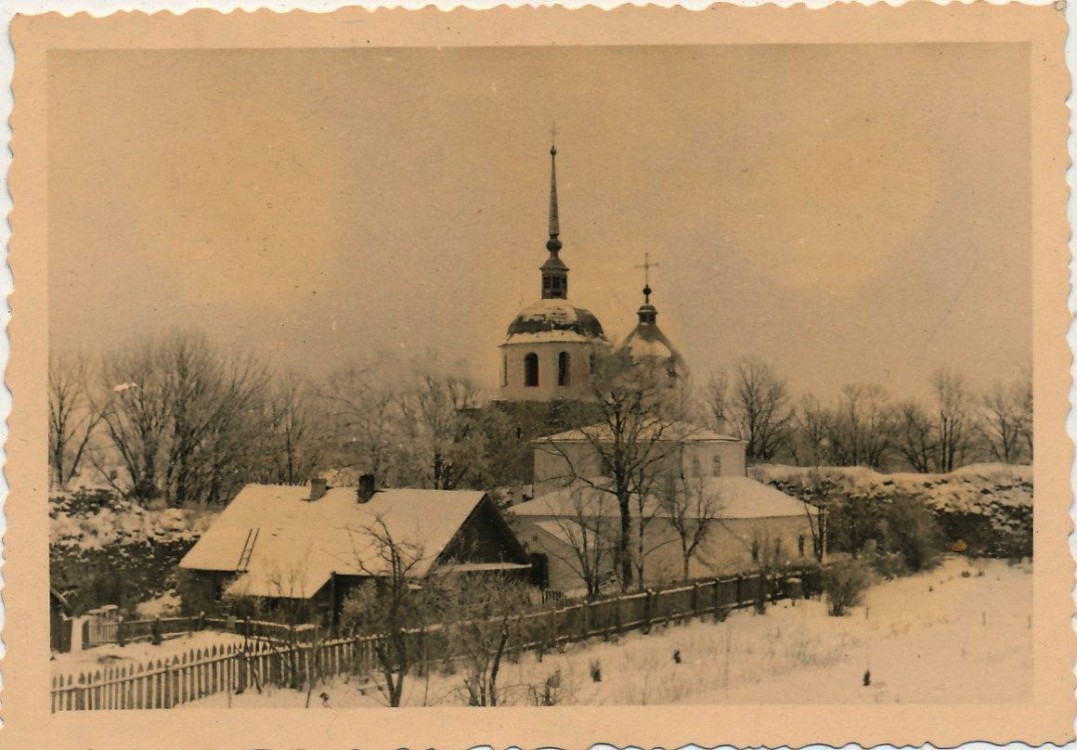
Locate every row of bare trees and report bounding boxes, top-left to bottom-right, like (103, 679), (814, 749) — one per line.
(50, 328), (1032, 505)
(49, 330), (525, 505)
(703, 358), (1032, 472)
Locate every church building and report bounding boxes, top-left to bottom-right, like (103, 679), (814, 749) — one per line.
(497, 142), (688, 406)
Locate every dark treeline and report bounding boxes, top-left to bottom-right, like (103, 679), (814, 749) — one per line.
(703, 358), (1032, 473)
(49, 330), (1032, 507)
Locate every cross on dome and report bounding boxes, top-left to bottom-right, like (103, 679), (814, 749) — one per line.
(635, 251), (660, 305)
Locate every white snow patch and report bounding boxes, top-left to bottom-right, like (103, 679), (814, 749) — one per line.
(181, 557), (1030, 708)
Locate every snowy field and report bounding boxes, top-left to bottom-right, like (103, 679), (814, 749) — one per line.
(52, 631), (245, 676)
(180, 556), (1031, 708)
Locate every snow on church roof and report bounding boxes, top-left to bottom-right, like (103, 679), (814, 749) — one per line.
(510, 476), (816, 521)
(536, 420), (742, 444)
(180, 484), (489, 599)
(504, 298), (608, 345)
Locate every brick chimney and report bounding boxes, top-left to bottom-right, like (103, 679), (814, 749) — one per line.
(308, 477), (328, 501)
(358, 474), (377, 503)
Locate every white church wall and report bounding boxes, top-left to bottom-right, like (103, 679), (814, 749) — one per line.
(499, 340), (602, 402)
(514, 515), (816, 595)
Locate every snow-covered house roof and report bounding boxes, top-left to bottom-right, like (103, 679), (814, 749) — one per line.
(180, 484), (528, 599)
(510, 476), (816, 521)
(535, 420), (742, 445)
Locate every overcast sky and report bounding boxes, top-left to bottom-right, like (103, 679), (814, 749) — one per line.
(48, 43), (1030, 401)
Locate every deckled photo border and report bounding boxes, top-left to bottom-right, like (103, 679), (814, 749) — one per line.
(2, 4), (1072, 748)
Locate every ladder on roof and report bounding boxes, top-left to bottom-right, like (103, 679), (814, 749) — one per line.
(237, 527), (259, 572)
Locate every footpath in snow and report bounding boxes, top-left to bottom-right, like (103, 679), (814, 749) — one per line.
(178, 556), (1030, 708)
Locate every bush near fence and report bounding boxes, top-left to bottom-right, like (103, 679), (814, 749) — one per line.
(53, 568), (820, 711)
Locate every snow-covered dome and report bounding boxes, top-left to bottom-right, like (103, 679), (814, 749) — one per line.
(505, 298), (608, 345)
(617, 298), (688, 376)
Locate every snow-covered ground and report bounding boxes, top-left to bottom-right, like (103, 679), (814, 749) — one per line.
(52, 631), (245, 676)
(181, 556), (1031, 708)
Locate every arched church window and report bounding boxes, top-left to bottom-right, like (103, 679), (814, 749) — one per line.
(798, 534), (806, 557)
(524, 353), (539, 387)
(558, 352), (570, 386)
(711, 454), (722, 477)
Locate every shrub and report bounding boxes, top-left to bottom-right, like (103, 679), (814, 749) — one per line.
(823, 559), (876, 617)
(880, 496), (943, 573)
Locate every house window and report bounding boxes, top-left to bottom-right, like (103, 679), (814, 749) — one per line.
(798, 534), (806, 557)
(751, 540), (760, 564)
(524, 353), (539, 387)
(712, 454), (722, 477)
(501, 355), (507, 387)
(691, 456), (702, 477)
(558, 352), (570, 386)
(775, 538), (783, 560)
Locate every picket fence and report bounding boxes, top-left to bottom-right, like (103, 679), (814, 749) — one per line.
(81, 615), (319, 650)
(51, 569), (820, 712)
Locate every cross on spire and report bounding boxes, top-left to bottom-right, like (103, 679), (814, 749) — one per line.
(635, 251), (659, 303)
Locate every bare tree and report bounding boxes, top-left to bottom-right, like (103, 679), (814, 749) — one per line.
(541, 484), (618, 599)
(432, 574), (529, 706)
(799, 469), (828, 561)
(540, 352), (686, 592)
(321, 360), (399, 481)
(789, 395), (833, 467)
(663, 472), (726, 582)
(894, 400), (936, 473)
(702, 370), (730, 434)
(933, 369), (978, 473)
(94, 339), (174, 502)
(48, 353), (102, 487)
(825, 384), (897, 469)
(91, 330), (272, 505)
(1017, 370), (1033, 460)
(726, 358), (794, 463)
(397, 373), (485, 490)
(343, 515), (430, 707)
(160, 332), (270, 506)
(980, 375), (1033, 464)
(256, 370), (324, 485)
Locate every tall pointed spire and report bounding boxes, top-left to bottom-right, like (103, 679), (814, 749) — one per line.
(547, 127), (561, 253)
(541, 129), (569, 300)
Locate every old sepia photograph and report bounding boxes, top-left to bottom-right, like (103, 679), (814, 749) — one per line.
(41, 39), (1040, 712)
(9, 7), (1068, 745)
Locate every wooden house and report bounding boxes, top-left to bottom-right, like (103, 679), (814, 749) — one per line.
(179, 476), (531, 626)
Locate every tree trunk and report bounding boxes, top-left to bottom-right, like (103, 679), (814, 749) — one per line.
(618, 495), (633, 592)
